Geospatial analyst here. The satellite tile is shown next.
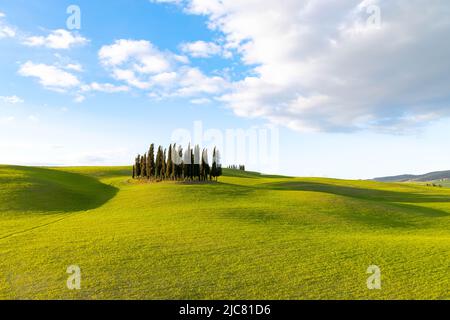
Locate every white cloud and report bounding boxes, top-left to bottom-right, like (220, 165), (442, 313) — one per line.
(28, 115), (39, 123)
(0, 95), (24, 104)
(180, 40), (222, 58)
(151, 72), (178, 84)
(99, 39), (179, 89)
(81, 82), (130, 93)
(0, 116), (15, 124)
(18, 61), (80, 90)
(190, 97), (211, 104)
(112, 68), (152, 90)
(0, 12), (16, 38)
(99, 39), (229, 98)
(99, 39), (172, 73)
(74, 95), (85, 103)
(65, 63), (83, 72)
(23, 29), (88, 49)
(159, 0), (450, 132)
(150, 0), (182, 4)
(176, 66), (229, 96)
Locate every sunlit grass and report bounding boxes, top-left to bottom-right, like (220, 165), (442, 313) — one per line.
(0, 165), (448, 299)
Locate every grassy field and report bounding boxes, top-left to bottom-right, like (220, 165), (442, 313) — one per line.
(0, 165), (448, 299)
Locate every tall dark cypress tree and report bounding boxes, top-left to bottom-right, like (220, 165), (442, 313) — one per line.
(146, 150), (150, 180)
(162, 148), (167, 180)
(142, 153), (147, 178)
(132, 165), (135, 179)
(216, 150), (222, 179)
(211, 147), (217, 181)
(140, 155), (145, 178)
(148, 144), (155, 179)
(155, 146), (160, 179)
(201, 149), (210, 181)
(166, 144), (173, 180)
(177, 146), (183, 181)
(190, 148), (194, 181)
(183, 144), (191, 180)
(155, 146), (164, 179)
(135, 154), (141, 177)
(194, 145), (200, 181)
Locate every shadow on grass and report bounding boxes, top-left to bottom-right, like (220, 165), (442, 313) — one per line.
(264, 181), (450, 218)
(0, 166), (118, 213)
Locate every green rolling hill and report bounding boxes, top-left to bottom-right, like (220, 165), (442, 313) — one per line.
(0, 165), (448, 299)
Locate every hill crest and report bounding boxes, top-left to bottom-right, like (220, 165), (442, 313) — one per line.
(374, 170), (450, 182)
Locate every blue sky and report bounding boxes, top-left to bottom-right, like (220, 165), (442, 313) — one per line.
(1, 0), (450, 179)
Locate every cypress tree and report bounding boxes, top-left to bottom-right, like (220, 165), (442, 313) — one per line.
(148, 144), (155, 179)
(162, 148), (167, 180)
(177, 146), (183, 180)
(132, 165), (135, 179)
(135, 154), (141, 177)
(140, 155), (145, 178)
(166, 144), (173, 179)
(190, 148), (194, 181)
(193, 145), (199, 181)
(146, 150), (150, 179)
(211, 147), (217, 181)
(155, 146), (161, 179)
(216, 150), (222, 179)
(142, 153), (147, 178)
(201, 149), (210, 181)
(183, 144), (191, 180)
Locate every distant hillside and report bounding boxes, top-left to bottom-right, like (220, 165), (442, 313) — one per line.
(374, 170), (450, 182)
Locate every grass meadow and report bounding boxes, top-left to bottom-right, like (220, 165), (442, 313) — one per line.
(0, 165), (448, 299)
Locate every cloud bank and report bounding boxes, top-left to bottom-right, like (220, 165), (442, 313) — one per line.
(159, 0), (450, 132)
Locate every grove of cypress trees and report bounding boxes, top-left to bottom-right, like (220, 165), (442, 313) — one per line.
(132, 143), (223, 183)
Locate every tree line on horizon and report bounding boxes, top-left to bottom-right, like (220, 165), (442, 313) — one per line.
(132, 143), (222, 182)
(227, 165), (246, 171)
